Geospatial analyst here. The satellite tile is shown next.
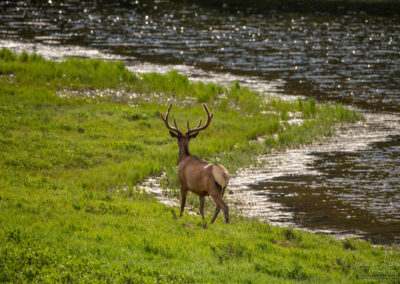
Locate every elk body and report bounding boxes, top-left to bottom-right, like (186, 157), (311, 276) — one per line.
(161, 103), (230, 223)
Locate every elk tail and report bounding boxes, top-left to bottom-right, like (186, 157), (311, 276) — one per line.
(211, 164), (230, 192)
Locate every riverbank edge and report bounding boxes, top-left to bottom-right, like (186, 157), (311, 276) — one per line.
(1, 49), (399, 282)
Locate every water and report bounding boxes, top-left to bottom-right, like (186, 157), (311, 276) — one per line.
(265, 136), (399, 242)
(229, 112), (400, 242)
(1, 0), (399, 111)
(1, 0), (399, 242)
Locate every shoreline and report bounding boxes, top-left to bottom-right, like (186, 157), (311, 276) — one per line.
(1, 47), (399, 282)
(139, 110), (400, 244)
(2, 41), (398, 243)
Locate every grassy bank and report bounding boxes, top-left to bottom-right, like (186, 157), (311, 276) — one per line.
(1, 48), (398, 282)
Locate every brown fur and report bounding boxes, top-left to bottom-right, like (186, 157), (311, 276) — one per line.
(161, 103), (230, 223)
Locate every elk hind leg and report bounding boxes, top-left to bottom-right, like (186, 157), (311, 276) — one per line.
(210, 192), (229, 224)
(211, 206), (221, 224)
(210, 186), (227, 224)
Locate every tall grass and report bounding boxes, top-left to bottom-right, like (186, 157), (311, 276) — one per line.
(0, 47), (363, 198)
(2, 49), (394, 283)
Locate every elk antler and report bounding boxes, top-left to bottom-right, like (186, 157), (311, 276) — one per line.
(185, 103), (214, 136)
(160, 103), (183, 136)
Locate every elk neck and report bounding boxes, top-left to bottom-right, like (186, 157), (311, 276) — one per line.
(178, 139), (191, 163)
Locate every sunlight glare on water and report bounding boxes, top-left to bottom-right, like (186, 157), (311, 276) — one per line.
(1, 0), (399, 242)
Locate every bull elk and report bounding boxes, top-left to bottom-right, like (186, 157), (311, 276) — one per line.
(160, 103), (230, 223)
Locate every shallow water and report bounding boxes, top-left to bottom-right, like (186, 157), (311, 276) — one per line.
(229, 112), (400, 242)
(1, 0), (399, 111)
(1, 0), (400, 243)
(262, 136), (400, 242)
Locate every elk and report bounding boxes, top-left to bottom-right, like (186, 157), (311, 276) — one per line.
(160, 103), (230, 223)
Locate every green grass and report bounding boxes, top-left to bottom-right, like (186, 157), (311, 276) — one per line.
(1, 48), (398, 282)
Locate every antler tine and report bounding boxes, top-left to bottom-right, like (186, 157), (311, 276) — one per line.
(186, 103), (214, 136)
(186, 119), (202, 133)
(160, 103), (183, 135)
(173, 118), (180, 131)
(186, 121), (190, 133)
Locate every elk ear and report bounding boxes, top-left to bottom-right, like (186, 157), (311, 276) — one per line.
(169, 131), (179, 139)
(188, 132), (199, 140)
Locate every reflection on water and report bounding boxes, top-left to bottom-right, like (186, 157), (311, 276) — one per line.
(229, 113), (400, 243)
(0, 0), (399, 111)
(255, 136), (400, 243)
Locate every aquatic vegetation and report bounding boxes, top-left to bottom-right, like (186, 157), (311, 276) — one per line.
(1, 49), (396, 282)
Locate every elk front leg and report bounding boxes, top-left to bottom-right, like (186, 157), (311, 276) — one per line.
(199, 196), (205, 221)
(180, 186), (187, 218)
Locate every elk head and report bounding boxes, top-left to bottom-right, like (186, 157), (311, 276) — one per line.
(160, 103), (214, 162)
